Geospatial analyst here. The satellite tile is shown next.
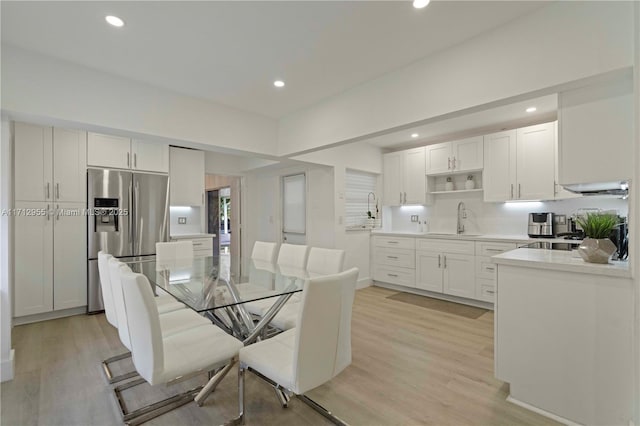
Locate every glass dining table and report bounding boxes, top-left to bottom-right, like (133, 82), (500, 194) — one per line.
(126, 255), (307, 342)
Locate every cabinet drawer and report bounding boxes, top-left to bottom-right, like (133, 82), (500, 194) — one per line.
(374, 248), (415, 269)
(373, 265), (415, 288)
(191, 238), (212, 251)
(476, 278), (496, 303)
(373, 236), (415, 250)
(476, 256), (497, 280)
(416, 238), (474, 255)
(194, 248), (214, 258)
(476, 241), (517, 256)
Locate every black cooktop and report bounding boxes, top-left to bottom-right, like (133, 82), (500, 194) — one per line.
(521, 242), (581, 251)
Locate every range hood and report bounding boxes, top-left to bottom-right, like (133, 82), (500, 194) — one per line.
(562, 181), (629, 196)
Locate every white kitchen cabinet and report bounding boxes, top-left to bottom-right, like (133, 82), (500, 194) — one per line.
(53, 202), (87, 310)
(553, 122), (581, 200)
(88, 133), (169, 173)
(87, 132), (131, 169)
(14, 201), (87, 317)
(132, 139), (169, 173)
(53, 128), (87, 202)
(170, 147), (205, 206)
(483, 130), (516, 202)
(415, 239), (476, 300)
(14, 202), (54, 317)
(169, 236), (213, 258)
(382, 147), (425, 206)
(14, 123), (86, 203)
(415, 250), (443, 292)
(558, 75), (633, 186)
(425, 136), (483, 175)
(372, 236), (416, 287)
(484, 122), (555, 202)
(516, 123), (555, 201)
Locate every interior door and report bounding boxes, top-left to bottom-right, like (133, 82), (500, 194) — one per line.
(282, 173), (306, 245)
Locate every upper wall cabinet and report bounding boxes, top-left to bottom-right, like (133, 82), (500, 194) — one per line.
(383, 147), (426, 206)
(87, 132), (169, 173)
(170, 147), (205, 207)
(483, 122), (555, 202)
(15, 122), (86, 203)
(558, 75), (633, 186)
(425, 136), (483, 175)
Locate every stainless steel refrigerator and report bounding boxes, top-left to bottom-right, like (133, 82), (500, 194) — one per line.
(87, 168), (169, 312)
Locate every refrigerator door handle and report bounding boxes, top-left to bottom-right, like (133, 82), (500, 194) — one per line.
(129, 179), (134, 250)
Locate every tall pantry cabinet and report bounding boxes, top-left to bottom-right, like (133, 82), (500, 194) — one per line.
(13, 122), (87, 317)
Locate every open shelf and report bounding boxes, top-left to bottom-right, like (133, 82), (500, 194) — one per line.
(426, 168), (483, 177)
(429, 188), (484, 195)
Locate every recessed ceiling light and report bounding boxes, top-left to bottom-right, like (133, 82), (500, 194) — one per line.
(526, 106), (537, 113)
(411, 133), (419, 138)
(105, 15), (125, 27)
(413, 0), (430, 9)
(273, 80), (285, 88)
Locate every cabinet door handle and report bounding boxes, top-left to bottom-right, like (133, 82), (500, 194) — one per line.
(127, 152), (130, 167)
(46, 204), (50, 221)
(387, 256), (398, 259)
(56, 183), (60, 200)
(56, 204), (60, 220)
(400, 192), (402, 204)
(134, 153), (137, 168)
(518, 183), (521, 199)
(452, 157), (456, 169)
(448, 157), (451, 170)
(510, 184), (514, 199)
(388, 241), (399, 244)
(387, 273), (399, 278)
(485, 267), (495, 272)
(403, 192), (407, 204)
(438, 254), (441, 268)
(443, 255), (447, 268)
(486, 290), (496, 294)
(46, 182), (50, 199)
(484, 248), (504, 253)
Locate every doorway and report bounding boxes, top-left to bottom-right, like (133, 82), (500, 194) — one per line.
(206, 175), (241, 280)
(282, 173), (306, 245)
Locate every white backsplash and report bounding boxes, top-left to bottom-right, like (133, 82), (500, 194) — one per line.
(169, 206), (202, 235)
(384, 192), (628, 236)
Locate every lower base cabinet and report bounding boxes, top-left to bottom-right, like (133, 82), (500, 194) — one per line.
(416, 250), (475, 299)
(14, 201), (87, 317)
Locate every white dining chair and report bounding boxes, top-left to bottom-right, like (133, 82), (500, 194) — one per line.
(98, 251), (139, 384)
(269, 247), (346, 331)
(117, 271), (243, 425)
(244, 243), (309, 316)
(234, 268), (359, 424)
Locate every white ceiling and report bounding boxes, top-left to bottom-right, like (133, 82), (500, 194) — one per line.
(1, 1), (547, 119)
(363, 94), (558, 149)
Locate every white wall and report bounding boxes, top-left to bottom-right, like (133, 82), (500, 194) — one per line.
(1, 45), (278, 156)
(386, 195), (629, 236)
(204, 151), (277, 175)
(1, 118), (14, 382)
(278, 1), (634, 156)
(293, 143), (383, 287)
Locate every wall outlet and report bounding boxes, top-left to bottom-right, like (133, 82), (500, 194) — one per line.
(178, 217), (187, 224)
(411, 215), (419, 222)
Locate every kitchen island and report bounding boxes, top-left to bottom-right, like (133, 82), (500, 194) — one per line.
(492, 248), (633, 425)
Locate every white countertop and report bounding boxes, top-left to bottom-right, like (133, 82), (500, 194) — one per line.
(370, 230), (573, 244)
(492, 248), (630, 278)
(170, 233), (216, 239)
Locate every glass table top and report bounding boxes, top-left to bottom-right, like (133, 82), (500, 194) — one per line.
(126, 256), (307, 313)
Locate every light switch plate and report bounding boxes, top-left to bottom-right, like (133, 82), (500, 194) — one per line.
(178, 217), (187, 224)
(411, 215), (419, 222)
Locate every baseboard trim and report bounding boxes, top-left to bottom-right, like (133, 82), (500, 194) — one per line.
(1, 349), (15, 382)
(373, 281), (494, 310)
(356, 277), (372, 289)
(506, 395), (581, 426)
(13, 306), (87, 326)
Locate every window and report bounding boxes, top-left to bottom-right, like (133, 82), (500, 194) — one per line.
(345, 169), (378, 228)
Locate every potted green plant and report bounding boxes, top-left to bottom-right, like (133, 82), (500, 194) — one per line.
(575, 213), (619, 263)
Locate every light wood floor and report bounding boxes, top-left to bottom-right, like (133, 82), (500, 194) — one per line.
(1, 286), (558, 426)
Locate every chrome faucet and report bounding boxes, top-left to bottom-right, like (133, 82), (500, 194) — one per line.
(457, 201), (466, 234)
